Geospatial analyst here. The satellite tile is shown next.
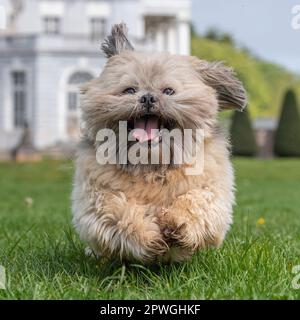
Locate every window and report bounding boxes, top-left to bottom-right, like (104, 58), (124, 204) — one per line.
(90, 18), (107, 39)
(12, 71), (27, 128)
(67, 72), (93, 111)
(44, 16), (61, 34)
(66, 72), (93, 138)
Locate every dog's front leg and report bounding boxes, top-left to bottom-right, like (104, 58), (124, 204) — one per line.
(158, 186), (233, 257)
(73, 191), (167, 262)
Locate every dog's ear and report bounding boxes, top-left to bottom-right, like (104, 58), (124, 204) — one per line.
(101, 23), (134, 58)
(190, 57), (247, 111)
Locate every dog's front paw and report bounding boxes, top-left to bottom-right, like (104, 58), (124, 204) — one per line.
(122, 215), (168, 262)
(158, 198), (222, 253)
(97, 198), (168, 262)
(158, 208), (200, 251)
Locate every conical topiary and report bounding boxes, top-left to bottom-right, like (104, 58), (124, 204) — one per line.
(230, 109), (257, 156)
(274, 89), (300, 157)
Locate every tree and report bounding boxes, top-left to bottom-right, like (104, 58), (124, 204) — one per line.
(204, 28), (235, 45)
(274, 89), (300, 157)
(204, 28), (220, 41)
(230, 109), (257, 156)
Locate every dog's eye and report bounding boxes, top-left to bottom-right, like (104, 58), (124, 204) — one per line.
(163, 88), (175, 96)
(123, 87), (136, 94)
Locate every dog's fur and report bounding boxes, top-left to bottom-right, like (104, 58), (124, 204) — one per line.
(72, 23), (247, 263)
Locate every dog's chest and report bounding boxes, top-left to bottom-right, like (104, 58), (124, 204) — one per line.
(107, 168), (203, 206)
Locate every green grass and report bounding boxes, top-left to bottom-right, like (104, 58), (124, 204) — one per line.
(0, 159), (299, 299)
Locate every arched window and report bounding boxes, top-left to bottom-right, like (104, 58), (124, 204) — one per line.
(67, 72), (93, 111)
(66, 71), (93, 139)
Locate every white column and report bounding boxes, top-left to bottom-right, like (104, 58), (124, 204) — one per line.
(136, 15), (145, 39)
(3, 66), (13, 131)
(155, 27), (165, 52)
(177, 19), (190, 55)
(58, 76), (67, 142)
(167, 24), (177, 54)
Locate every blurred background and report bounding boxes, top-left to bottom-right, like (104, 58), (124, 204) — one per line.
(0, 0), (300, 160)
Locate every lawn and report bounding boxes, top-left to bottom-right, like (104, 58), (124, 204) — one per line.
(0, 158), (299, 300)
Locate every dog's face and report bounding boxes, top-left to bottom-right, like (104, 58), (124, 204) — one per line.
(83, 52), (218, 137)
(81, 24), (247, 171)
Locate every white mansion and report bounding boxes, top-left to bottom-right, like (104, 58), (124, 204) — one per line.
(0, 0), (191, 152)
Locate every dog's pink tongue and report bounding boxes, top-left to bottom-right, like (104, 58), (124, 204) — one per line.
(133, 117), (159, 142)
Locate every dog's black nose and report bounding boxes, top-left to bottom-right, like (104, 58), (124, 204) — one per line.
(139, 93), (156, 110)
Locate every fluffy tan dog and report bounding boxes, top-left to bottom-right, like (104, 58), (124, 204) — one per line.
(72, 23), (247, 263)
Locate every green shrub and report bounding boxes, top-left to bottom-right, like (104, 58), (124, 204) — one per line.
(230, 109), (257, 156)
(274, 90), (300, 157)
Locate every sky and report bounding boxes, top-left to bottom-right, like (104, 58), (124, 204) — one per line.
(191, 0), (300, 73)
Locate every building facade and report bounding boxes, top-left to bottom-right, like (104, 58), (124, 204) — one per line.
(0, 0), (191, 151)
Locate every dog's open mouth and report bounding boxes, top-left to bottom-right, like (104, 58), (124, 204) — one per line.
(128, 115), (176, 143)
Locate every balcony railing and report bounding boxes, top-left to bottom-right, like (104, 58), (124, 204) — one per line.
(0, 34), (102, 54)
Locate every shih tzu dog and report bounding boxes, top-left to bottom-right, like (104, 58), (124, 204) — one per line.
(72, 23), (247, 263)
